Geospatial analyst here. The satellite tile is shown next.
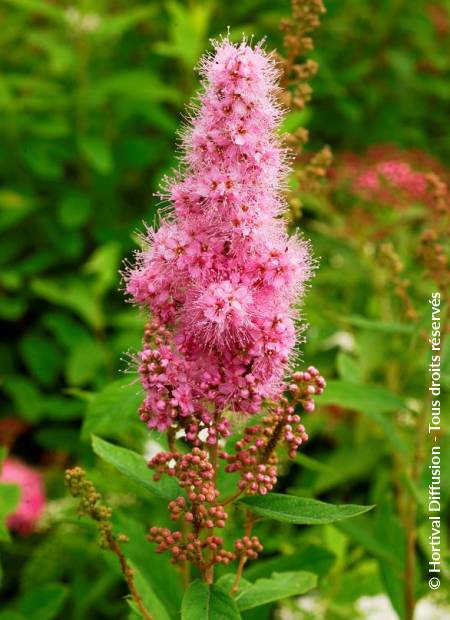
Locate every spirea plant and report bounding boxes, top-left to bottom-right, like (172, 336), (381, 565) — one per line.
(66, 36), (372, 619)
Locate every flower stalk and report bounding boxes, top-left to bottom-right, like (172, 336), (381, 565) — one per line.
(65, 467), (154, 620)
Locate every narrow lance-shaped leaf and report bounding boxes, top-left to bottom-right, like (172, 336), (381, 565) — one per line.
(318, 380), (407, 414)
(181, 580), (241, 620)
(82, 378), (142, 439)
(244, 545), (336, 581)
(238, 493), (374, 524)
(91, 436), (180, 501)
(218, 571), (317, 611)
(128, 564), (172, 620)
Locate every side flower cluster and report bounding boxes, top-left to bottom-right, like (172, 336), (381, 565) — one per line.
(222, 366), (326, 493)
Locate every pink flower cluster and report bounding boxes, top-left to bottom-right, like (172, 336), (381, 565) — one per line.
(331, 146), (450, 209)
(126, 39), (312, 437)
(1, 457), (46, 535)
(354, 160), (427, 202)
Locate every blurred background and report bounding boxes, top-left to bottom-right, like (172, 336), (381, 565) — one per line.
(0, 1), (449, 619)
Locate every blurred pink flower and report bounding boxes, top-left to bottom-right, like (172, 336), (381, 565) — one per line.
(355, 160), (427, 201)
(1, 457), (46, 535)
(332, 145), (448, 209)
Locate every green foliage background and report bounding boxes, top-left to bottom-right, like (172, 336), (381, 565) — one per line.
(0, 1), (449, 619)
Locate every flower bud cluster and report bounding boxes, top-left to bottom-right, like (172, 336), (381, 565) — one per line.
(269, 403), (308, 460)
(150, 449), (230, 530)
(289, 365), (326, 412)
(222, 425), (278, 496)
(222, 366), (325, 491)
(144, 365), (325, 575)
(65, 467), (127, 551)
(234, 535), (264, 560)
(147, 443), (267, 571)
(148, 527), (235, 566)
(150, 448), (218, 502)
(279, 0), (325, 110)
(420, 229), (450, 297)
(65, 467), (110, 521)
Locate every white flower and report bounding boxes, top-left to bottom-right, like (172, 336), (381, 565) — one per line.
(416, 597), (450, 620)
(143, 438), (163, 460)
(321, 330), (356, 352)
(65, 7), (101, 32)
(357, 594), (396, 619)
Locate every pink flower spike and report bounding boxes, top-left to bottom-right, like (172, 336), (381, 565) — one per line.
(125, 37), (313, 431)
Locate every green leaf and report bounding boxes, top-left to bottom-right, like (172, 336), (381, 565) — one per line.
(43, 396), (83, 421)
(19, 332), (62, 387)
(294, 452), (334, 474)
(280, 109), (311, 133)
(117, 137), (160, 169)
(0, 296), (27, 321)
(78, 136), (114, 175)
(244, 545), (336, 581)
(2, 376), (44, 421)
(42, 312), (90, 350)
(57, 190), (92, 229)
(336, 352), (362, 383)
(318, 380), (406, 414)
(96, 6), (157, 39)
(4, 0), (65, 22)
(0, 483), (20, 541)
(342, 315), (414, 334)
(31, 278), (103, 330)
(35, 427), (80, 452)
(0, 612), (26, 620)
(232, 571), (316, 611)
(66, 338), (106, 386)
(374, 500), (406, 620)
(336, 515), (402, 569)
(310, 443), (380, 495)
(0, 189), (34, 231)
(90, 70), (179, 107)
(91, 436), (179, 501)
(115, 514), (183, 618)
(82, 379), (143, 439)
(181, 580), (241, 620)
(318, 381), (408, 454)
(21, 142), (63, 180)
(19, 584), (68, 620)
(129, 564), (172, 620)
(214, 575), (250, 599)
(157, 2), (211, 70)
(84, 242), (120, 296)
(239, 493), (374, 524)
